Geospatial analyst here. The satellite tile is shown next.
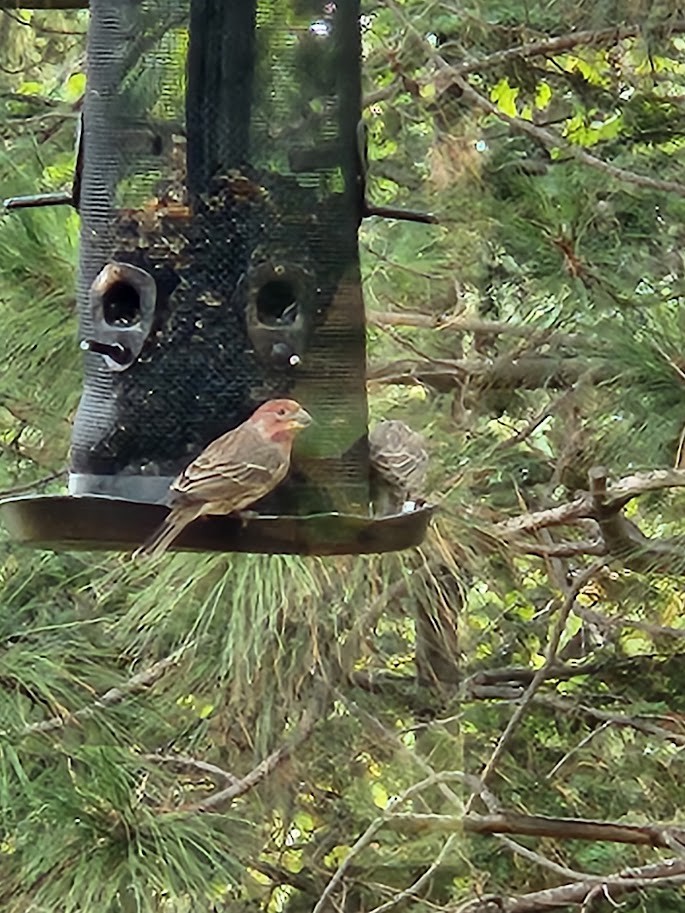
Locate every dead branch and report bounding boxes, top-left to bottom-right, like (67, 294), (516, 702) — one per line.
(368, 355), (597, 390)
(369, 311), (539, 335)
(594, 511), (685, 573)
(601, 468), (685, 506)
(388, 810), (685, 849)
(499, 468), (685, 537)
(537, 693), (685, 746)
(465, 658), (606, 692)
(500, 467), (685, 572)
(514, 538), (607, 558)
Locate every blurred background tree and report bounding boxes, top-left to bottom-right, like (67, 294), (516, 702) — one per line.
(3, 1), (685, 911)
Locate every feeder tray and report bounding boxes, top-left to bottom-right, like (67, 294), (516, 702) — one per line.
(0, 496), (434, 557)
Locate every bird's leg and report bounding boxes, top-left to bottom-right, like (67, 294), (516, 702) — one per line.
(236, 509), (260, 528)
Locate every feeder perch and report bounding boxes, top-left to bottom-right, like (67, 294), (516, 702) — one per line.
(0, 0), (432, 555)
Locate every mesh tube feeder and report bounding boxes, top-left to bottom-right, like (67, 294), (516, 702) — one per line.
(0, 0), (432, 555)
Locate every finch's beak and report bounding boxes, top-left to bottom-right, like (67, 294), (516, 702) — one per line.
(292, 407), (313, 429)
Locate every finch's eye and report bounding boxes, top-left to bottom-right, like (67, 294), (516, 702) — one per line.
(277, 407), (287, 416)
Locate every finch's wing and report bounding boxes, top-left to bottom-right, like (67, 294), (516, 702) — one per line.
(369, 421), (428, 495)
(171, 423), (289, 506)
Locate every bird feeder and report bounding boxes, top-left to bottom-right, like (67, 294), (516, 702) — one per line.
(0, 0), (432, 555)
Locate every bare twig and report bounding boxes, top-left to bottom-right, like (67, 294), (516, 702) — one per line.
(452, 858), (685, 912)
(465, 562), (605, 813)
(546, 721), (612, 779)
(312, 772), (469, 913)
(178, 701), (319, 813)
(0, 466), (66, 499)
(142, 754), (240, 786)
(365, 834), (459, 913)
(494, 389), (579, 453)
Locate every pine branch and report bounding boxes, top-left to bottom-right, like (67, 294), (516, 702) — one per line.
(450, 72), (685, 198)
(439, 21), (685, 80)
(386, 0), (685, 198)
(21, 645), (190, 737)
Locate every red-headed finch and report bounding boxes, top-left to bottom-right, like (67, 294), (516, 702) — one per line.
(369, 419), (428, 516)
(135, 399), (312, 559)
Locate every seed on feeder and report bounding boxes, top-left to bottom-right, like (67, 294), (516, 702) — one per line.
(198, 292), (222, 307)
(289, 354), (301, 366)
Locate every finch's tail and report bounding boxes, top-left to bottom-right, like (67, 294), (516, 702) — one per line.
(133, 508), (200, 560)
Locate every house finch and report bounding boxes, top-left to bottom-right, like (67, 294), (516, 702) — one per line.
(135, 399), (312, 559)
(369, 420), (428, 516)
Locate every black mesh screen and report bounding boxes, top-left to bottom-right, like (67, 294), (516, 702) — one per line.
(71, 0), (368, 514)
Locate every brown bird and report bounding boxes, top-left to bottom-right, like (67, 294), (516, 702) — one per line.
(369, 419), (428, 516)
(135, 399), (312, 559)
